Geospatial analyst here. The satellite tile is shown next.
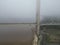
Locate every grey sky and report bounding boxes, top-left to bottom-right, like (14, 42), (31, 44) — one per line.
(0, 0), (36, 23)
(0, 0), (60, 23)
(40, 0), (60, 18)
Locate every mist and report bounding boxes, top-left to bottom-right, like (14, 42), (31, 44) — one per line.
(40, 0), (60, 20)
(0, 0), (60, 23)
(0, 0), (36, 23)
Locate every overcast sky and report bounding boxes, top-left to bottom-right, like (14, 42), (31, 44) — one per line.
(0, 0), (60, 23)
(40, 0), (60, 17)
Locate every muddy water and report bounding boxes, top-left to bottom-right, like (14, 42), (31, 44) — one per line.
(0, 24), (36, 45)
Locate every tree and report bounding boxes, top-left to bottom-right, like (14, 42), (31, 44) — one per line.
(40, 16), (60, 24)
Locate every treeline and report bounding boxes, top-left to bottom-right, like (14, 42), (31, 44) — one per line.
(40, 16), (60, 24)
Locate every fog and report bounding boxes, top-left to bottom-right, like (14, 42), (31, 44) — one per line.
(0, 0), (36, 23)
(0, 0), (60, 23)
(40, 0), (60, 20)
(0, 0), (60, 44)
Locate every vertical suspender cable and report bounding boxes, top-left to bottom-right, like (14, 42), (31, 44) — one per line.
(36, 0), (40, 45)
(33, 0), (40, 45)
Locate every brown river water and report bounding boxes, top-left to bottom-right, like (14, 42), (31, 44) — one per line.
(0, 24), (36, 45)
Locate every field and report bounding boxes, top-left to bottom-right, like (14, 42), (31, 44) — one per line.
(41, 29), (60, 45)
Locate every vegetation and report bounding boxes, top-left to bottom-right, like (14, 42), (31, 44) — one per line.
(40, 16), (60, 24)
